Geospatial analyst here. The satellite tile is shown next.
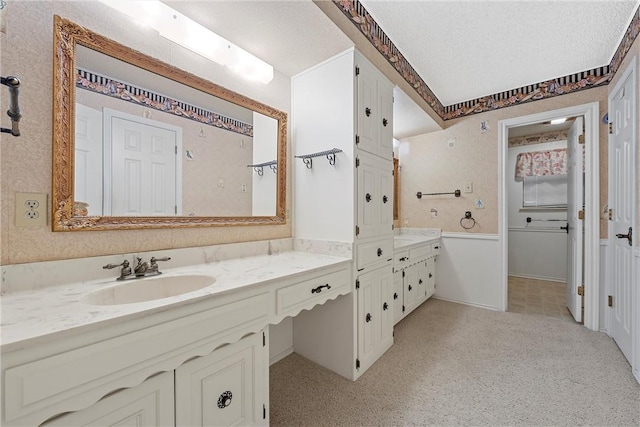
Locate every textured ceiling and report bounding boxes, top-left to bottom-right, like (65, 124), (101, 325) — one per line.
(359, 0), (639, 106)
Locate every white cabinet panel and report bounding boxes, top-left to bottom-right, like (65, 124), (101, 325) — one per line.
(43, 372), (174, 427)
(393, 269), (404, 325)
(175, 332), (267, 427)
(357, 265), (393, 372)
(356, 152), (393, 240)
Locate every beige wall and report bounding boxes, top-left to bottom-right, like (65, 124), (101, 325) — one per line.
(397, 87), (609, 236)
(0, 1), (292, 265)
(608, 35), (640, 248)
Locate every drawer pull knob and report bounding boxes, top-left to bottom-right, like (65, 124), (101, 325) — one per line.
(382, 195), (388, 203)
(365, 193), (372, 202)
(365, 107), (371, 117)
(217, 391), (233, 409)
(383, 302), (389, 311)
(434, 246), (440, 250)
(366, 313), (372, 322)
(393, 292), (398, 300)
(419, 279), (423, 284)
(429, 273), (433, 278)
(311, 284), (332, 294)
(399, 256), (407, 261)
(382, 118), (388, 127)
(377, 248), (383, 257)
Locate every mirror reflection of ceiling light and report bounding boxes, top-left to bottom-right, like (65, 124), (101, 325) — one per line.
(98, 0), (274, 84)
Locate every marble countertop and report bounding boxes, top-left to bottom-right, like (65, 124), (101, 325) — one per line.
(0, 251), (351, 352)
(394, 228), (441, 250)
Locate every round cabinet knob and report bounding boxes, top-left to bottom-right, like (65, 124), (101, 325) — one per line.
(382, 118), (388, 127)
(377, 248), (383, 257)
(365, 193), (372, 202)
(217, 391), (233, 409)
(365, 107), (371, 117)
(366, 313), (372, 322)
(382, 195), (388, 204)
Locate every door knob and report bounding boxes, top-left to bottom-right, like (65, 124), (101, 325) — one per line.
(408, 285), (412, 291)
(393, 292), (398, 300)
(382, 118), (388, 127)
(383, 302), (388, 311)
(365, 107), (371, 117)
(382, 195), (388, 203)
(616, 227), (632, 246)
(377, 248), (383, 257)
(217, 391), (232, 409)
(366, 313), (372, 322)
(366, 193), (372, 202)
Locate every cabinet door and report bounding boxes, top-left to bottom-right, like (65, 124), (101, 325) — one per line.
(356, 62), (378, 154)
(357, 265), (393, 370)
(175, 332), (267, 427)
(357, 153), (394, 239)
(356, 153), (380, 239)
(426, 256), (436, 299)
(43, 372), (174, 427)
(393, 269), (404, 324)
(404, 264), (420, 315)
(378, 84), (394, 159)
(416, 259), (428, 304)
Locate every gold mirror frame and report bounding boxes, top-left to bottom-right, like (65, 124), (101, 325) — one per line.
(52, 16), (287, 231)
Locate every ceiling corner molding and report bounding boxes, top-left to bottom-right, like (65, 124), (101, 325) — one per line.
(331, 1), (640, 121)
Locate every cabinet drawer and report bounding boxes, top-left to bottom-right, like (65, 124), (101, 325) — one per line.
(357, 238), (393, 270)
(276, 269), (350, 316)
(393, 250), (410, 270)
(432, 242), (441, 255)
(409, 245), (429, 261)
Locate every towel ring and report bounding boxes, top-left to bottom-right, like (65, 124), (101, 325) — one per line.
(460, 211), (476, 230)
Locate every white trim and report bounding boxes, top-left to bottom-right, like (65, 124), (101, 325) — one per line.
(432, 296), (498, 311)
(269, 347), (293, 366)
(508, 273), (565, 283)
(600, 239), (610, 334)
(440, 232), (498, 241)
(498, 102), (600, 331)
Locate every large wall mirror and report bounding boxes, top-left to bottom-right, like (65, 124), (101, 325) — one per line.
(52, 16), (287, 231)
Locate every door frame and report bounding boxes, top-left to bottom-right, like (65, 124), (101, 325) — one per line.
(498, 102), (600, 331)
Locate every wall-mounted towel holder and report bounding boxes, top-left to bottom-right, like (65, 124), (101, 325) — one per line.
(416, 189), (461, 199)
(295, 148), (343, 169)
(247, 160), (277, 176)
(1, 76), (21, 137)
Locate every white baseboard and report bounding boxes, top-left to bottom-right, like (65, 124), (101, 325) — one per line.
(433, 296), (498, 311)
(269, 347), (293, 366)
(508, 273), (565, 283)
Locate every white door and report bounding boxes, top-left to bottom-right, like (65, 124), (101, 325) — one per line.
(104, 109), (182, 216)
(566, 116), (584, 322)
(74, 104), (103, 216)
(609, 65), (636, 363)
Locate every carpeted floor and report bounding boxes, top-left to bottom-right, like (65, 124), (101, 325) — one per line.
(270, 299), (640, 426)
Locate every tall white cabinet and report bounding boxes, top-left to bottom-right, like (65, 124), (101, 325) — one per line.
(292, 48), (394, 379)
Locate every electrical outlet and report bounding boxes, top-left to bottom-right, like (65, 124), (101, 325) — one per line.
(16, 192), (47, 226)
(464, 182), (473, 193)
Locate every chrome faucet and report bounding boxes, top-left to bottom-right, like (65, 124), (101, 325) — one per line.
(103, 256), (171, 281)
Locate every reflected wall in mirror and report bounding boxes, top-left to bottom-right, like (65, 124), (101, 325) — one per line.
(53, 16), (287, 231)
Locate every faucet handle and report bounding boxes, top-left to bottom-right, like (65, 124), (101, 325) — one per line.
(150, 256), (171, 263)
(103, 261), (125, 269)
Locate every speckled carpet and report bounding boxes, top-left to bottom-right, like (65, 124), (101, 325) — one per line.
(270, 299), (640, 426)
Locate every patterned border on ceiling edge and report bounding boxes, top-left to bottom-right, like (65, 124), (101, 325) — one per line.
(333, 0), (640, 121)
(333, 0), (445, 118)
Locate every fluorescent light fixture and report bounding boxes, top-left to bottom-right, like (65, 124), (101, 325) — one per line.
(98, 0), (274, 84)
(550, 118), (567, 125)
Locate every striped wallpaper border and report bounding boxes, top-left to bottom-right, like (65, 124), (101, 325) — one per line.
(76, 68), (254, 137)
(333, 0), (640, 120)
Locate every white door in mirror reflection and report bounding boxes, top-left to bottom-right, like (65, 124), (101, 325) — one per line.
(104, 109), (183, 216)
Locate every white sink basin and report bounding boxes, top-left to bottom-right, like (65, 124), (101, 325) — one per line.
(81, 275), (216, 306)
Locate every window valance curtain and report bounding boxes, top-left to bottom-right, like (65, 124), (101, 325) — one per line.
(515, 148), (567, 180)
